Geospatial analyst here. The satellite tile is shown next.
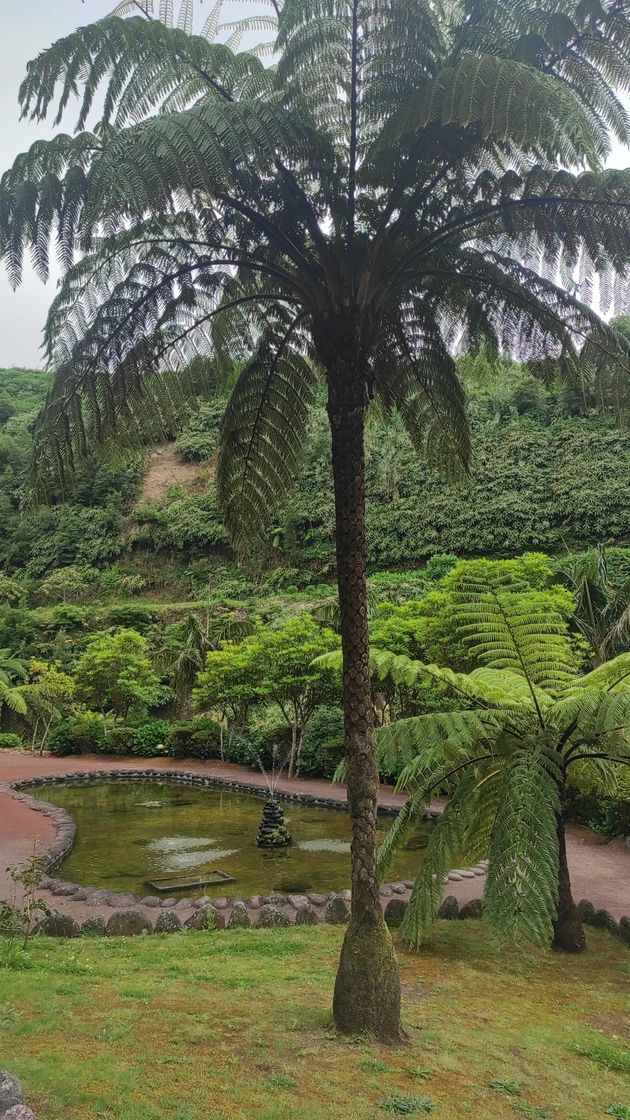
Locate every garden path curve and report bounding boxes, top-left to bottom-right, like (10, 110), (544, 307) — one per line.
(0, 752), (628, 923)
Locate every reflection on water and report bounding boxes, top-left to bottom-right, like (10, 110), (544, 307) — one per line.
(33, 780), (431, 898)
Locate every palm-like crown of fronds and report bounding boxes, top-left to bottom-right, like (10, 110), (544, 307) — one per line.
(3, 0), (630, 537)
(371, 569), (630, 948)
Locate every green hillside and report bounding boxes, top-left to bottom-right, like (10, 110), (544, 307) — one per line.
(1, 363), (630, 596)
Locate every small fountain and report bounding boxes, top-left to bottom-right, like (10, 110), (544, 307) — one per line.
(256, 748), (292, 849)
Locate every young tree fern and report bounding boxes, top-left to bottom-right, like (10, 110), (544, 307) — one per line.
(373, 570), (630, 952)
(3, 0), (630, 1039)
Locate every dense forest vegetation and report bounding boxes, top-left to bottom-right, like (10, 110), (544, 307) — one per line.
(2, 356), (630, 591)
(0, 358), (627, 840)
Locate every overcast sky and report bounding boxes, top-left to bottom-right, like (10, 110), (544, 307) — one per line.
(2, 4), (630, 370)
(0, 1), (245, 370)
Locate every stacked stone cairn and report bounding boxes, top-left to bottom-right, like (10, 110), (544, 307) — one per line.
(256, 798), (292, 848)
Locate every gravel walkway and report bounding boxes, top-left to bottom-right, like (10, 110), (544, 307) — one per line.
(0, 751), (628, 922)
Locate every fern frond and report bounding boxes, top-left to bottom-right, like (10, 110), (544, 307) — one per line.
(399, 771), (482, 948)
(217, 320), (318, 553)
(484, 747), (560, 945)
(388, 55), (603, 167)
(450, 567), (575, 693)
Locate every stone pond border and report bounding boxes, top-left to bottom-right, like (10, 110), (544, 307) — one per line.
(9, 768), (629, 945)
(3, 768), (493, 935)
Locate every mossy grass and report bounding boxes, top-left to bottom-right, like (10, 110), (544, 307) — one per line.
(0, 923), (628, 1119)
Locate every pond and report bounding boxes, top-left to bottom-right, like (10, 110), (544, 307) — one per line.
(33, 780), (431, 898)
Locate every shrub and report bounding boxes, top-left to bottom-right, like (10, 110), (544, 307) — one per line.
(131, 719), (171, 757)
(299, 706), (344, 777)
(168, 717), (222, 759)
(565, 788), (630, 838)
(226, 724), (293, 771)
(48, 712), (106, 755)
(102, 603), (154, 632)
(106, 725), (138, 755)
(0, 733), (23, 750)
(99, 567), (147, 598)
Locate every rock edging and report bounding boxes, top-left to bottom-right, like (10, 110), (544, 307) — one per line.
(0, 1071), (35, 1120)
(4, 768), (488, 935)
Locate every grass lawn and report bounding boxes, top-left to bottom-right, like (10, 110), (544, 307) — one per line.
(0, 923), (628, 1120)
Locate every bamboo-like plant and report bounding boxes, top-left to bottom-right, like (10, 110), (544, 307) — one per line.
(373, 569), (630, 953)
(4, 0), (630, 1037)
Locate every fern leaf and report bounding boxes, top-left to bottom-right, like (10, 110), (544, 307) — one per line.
(484, 748), (560, 945)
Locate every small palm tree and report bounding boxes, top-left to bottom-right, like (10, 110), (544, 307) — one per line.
(556, 545), (630, 666)
(4, 0), (630, 1038)
(373, 571), (630, 953)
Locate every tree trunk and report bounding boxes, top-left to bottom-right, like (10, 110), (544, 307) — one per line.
(326, 368), (402, 1043)
(553, 815), (586, 953)
(288, 722), (298, 779)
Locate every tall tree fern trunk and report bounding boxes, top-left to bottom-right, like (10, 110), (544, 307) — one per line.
(553, 815), (585, 953)
(326, 367), (402, 1042)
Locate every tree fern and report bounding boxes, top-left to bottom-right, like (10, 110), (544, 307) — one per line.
(371, 578), (630, 950)
(5, 0), (630, 1036)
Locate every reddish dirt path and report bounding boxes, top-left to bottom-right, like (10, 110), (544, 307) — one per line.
(1, 752), (628, 919)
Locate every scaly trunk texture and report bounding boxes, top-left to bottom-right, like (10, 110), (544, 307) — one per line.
(553, 815), (586, 953)
(326, 366), (402, 1042)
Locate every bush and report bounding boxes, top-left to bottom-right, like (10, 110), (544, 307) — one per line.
(566, 788), (630, 838)
(99, 567), (147, 598)
(130, 720), (171, 757)
(226, 725), (293, 771)
(48, 712), (106, 756)
(106, 725), (138, 755)
(168, 717), (223, 759)
(299, 706), (344, 777)
(101, 603), (154, 632)
(0, 733), (23, 750)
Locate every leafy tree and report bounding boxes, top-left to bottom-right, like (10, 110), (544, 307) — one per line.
(22, 659), (75, 754)
(246, 616), (340, 776)
(5, 0), (630, 1041)
(0, 396), (17, 426)
(195, 616), (340, 774)
(529, 314), (630, 424)
(74, 629), (161, 722)
(556, 544), (630, 666)
(193, 638), (262, 749)
(370, 555), (574, 671)
(36, 565), (95, 605)
(373, 570), (630, 954)
(0, 575), (24, 607)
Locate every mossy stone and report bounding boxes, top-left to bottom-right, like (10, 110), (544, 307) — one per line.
(294, 904), (318, 925)
(106, 909), (153, 937)
(459, 899), (484, 920)
(384, 898), (408, 927)
(227, 904), (251, 929)
(38, 912), (81, 938)
(577, 899), (596, 924)
(256, 904), (290, 928)
(325, 896), (351, 924)
(154, 910), (183, 934)
(185, 905), (224, 931)
(593, 908), (619, 935)
(437, 895), (459, 920)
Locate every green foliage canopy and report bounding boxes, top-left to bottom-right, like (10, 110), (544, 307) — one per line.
(74, 628), (162, 721)
(2, 1), (630, 524)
